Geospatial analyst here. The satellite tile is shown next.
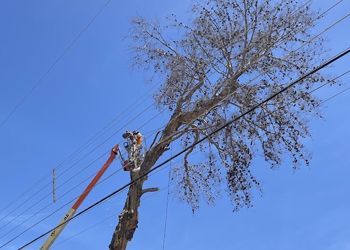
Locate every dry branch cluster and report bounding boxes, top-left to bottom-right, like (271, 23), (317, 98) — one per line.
(131, 0), (327, 211)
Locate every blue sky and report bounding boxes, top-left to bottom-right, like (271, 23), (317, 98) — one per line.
(0, 0), (349, 249)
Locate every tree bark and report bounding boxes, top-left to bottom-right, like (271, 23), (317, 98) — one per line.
(109, 171), (144, 250)
(109, 118), (178, 250)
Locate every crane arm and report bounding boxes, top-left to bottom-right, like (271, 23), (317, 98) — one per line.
(40, 145), (119, 250)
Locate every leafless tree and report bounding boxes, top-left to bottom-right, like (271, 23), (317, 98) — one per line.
(109, 0), (330, 249)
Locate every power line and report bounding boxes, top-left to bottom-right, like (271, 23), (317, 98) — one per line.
(0, 0), (155, 225)
(30, 68), (350, 247)
(55, 177), (176, 248)
(0, 103), (160, 227)
(0, 0), (339, 222)
(0, 1), (341, 244)
(14, 47), (350, 250)
(29, 0), (347, 220)
(0, 128), (165, 242)
(0, 135), (179, 249)
(0, 88), (159, 221)
(143, 5), (350, 153)
(13, 72), (349, 247)
(0, 154), (109, 240)
(0, 0), (310, 215)
(49, 79), (350, 248)
(0, 109), (164, 238)
(0, 164), (123, 248)
(0, 128), (162, 242)
(0, 0), (115, 129)
(322, 84), (350, 103)
(317, 0), (345, 19)
(273, 69), (350, 111)
(307, 69), (350, 95)
(52, 152), (189, 248)
(293, 12), (350, 54)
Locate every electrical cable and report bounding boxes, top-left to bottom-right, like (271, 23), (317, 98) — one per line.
(0, 163), (123, 247)
(0, 128), (162, 241)
(0, 0), (115, 129)
(0, 102), (157, 227)
(25, 69), (350, 247)
(0, 0), (339, 221)
(53, 153), (190, 248)
(12, 47), (350, 250)
(0, 128), (172, 248)
(1, 0), (347, 244)
(322, 84), (350, 103)
(153, 9), (350, 148)
(10, 1), (349, 232)
(55, 178), (176, 248)
(0, 3), (163, 215)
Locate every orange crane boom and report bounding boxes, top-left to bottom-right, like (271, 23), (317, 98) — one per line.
(40, 145), (119, 250)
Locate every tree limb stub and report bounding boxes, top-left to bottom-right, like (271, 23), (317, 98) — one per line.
(141, 187), (159, 195)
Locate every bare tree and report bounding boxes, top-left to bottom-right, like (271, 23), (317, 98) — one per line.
(109, 0), (329, 249)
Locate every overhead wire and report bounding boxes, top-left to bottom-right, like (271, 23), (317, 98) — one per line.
(0, 102), (160, 229)
(0, 126), (171, 248)
(1, 0), (345, 218)
(24, 0), (349, 226)
(24, 72), (350, 248)
(152, 7), (350, 148)
(317, 0), (345, 18)
(53, 151), (191, 248)
(0, 0), (115, 129)
(307, 69), (350, 95)
(0, 161), (125, 247)
(0, 123), (164, 241)
(322, 84), (350, 103)
(12, 47), (350, 250)
(0, 0), (339, 221)
(0, 78), (163, 219)
(0, 2), (344, 241)
(0, 0), (347, 246)
(55, 75), (350, 247)
(55, 177), (177, 248)
(18, 72), (350, 248)
(0, 0), (162, 216)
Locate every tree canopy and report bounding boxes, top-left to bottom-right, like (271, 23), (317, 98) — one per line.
(131, 0), (327, 211)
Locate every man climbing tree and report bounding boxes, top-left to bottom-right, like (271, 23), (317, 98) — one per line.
(109, 0), (331, 249)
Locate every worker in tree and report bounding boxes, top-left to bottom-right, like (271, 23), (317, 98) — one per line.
(122, 131), (143, 172)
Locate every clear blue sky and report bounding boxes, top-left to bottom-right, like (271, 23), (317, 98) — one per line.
(0, 0), (349, 249)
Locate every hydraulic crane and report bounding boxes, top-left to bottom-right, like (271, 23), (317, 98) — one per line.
(40, 145), (119, 250)
(40, 131), (144, 249)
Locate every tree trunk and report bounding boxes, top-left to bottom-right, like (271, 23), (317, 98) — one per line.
(109, 170), (146, 250)
(108, 84), (238, 249)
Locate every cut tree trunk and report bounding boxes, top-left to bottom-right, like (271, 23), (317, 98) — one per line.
(109, 115), (181, 250)
(108, 137), (171, 250)
(108, 84), (236, 249)
(109, 173), (160, 250)
(109, 171), (144, 250)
